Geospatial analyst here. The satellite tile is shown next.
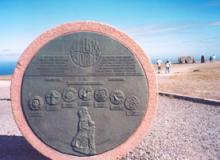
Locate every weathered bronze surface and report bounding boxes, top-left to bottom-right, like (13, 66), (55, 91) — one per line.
(21, 32), (148, 156)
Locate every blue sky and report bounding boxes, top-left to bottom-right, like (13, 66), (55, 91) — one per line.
(0, 0), (220, 61)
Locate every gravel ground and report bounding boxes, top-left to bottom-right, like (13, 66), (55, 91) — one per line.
(0, 88), (220, 160)
(122, 96), (220, 160)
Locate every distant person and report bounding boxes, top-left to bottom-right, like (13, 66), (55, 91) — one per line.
(201, 55), (205, 63)
(165, 60), (171, 73)
(156, 59), (163, 74)
(209, 56), (213, 62)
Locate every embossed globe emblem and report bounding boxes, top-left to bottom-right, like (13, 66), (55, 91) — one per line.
(70, 38), (102, 67)
(78, 87), (92, 101)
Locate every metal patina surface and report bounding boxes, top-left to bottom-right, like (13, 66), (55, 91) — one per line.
(21, 32), (148, 156)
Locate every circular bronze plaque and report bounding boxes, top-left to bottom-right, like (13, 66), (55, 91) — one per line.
(21, 31), (148, 156)
(11, 22), (157, 160)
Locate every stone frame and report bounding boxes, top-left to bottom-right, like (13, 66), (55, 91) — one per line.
(11, 21), (157, 160)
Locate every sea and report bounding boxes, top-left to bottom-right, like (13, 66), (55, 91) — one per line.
(0, 61), (17, 75)
(0, 55), (218, 76)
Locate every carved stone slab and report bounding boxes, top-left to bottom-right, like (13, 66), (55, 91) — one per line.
(11, 22), (157, 160)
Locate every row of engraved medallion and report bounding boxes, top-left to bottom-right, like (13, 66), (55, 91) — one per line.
(29, 87), (140, 112)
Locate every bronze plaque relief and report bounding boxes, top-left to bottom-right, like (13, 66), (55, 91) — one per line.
(21, 32), (148, 156)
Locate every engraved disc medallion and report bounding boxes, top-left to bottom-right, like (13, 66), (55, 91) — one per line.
(11, 22), (157, 160)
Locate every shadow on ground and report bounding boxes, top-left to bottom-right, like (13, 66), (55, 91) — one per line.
(0, 135), (48, 160)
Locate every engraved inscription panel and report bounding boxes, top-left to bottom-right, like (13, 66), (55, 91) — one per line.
(21, 32), (148, 156)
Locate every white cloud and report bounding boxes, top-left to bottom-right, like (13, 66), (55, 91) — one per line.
(122, 24), (193, 58)
(124, 24), (190, 38)
(0, 49), (21, 61)
(122, 22), (220, 61)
